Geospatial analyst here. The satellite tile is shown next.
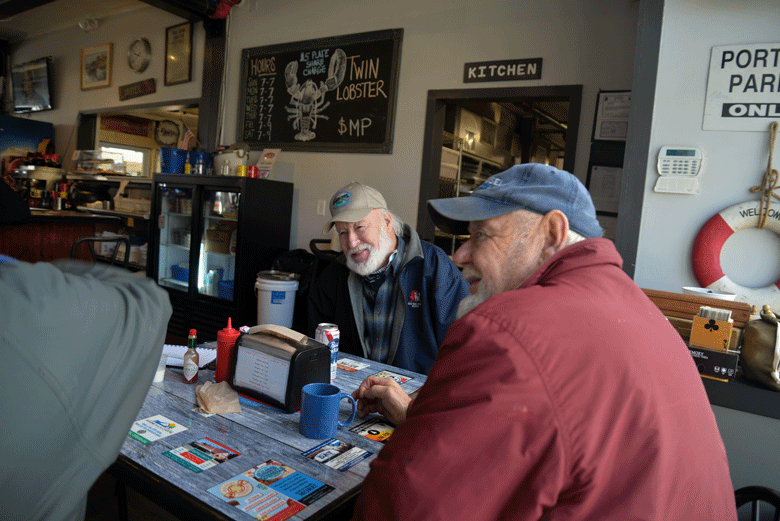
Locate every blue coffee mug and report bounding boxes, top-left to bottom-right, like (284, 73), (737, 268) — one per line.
(299, 383), (357, 439)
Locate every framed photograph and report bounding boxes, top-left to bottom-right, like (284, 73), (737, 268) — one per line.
(12, 56), (53, 113)
(165, 22), (192, 86)
(592, 90), (631, 141)
(586, 165), (623, 215)
(81, 43), (112, 90)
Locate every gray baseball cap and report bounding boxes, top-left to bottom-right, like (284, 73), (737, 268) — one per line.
(427, 163), (603, 238)
(323, 182), (388, 234)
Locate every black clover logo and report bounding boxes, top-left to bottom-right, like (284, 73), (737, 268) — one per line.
(704, 319), (719, 332)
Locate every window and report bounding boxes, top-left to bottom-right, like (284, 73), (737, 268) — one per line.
(99, 143), (150, 177)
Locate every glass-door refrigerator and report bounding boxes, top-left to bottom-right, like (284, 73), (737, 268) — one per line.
(150, 174), (293, 341)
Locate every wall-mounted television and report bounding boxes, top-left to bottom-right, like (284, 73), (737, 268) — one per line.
(12, 56), (53, 114)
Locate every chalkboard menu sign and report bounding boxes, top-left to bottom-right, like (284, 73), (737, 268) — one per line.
(237, 29), (403, 154)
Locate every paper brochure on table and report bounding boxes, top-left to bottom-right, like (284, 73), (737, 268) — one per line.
(163, 344), (216, 368)
(128, 415), (188, 444)
(337, 358), (370, 372)
(208, 459), (334, 520)
(164, 437), (240, 473)
(302, 438), (371, 471)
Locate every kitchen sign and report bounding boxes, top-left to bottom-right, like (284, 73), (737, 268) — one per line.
(703, 42), (780, 131)
(463, 58), (542, 83)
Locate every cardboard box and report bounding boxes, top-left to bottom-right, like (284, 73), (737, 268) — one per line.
(667, 316), (742, 349)
(205, 229), (231, 254)
(689, 315), (734, 351)
(688, 344), (739, 382)
(114, 197), (151, 214)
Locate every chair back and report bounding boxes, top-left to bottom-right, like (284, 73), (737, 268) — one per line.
(735, 485), (780, 521)
(309, 238), (340, 284)
(70, 236), (131, 269)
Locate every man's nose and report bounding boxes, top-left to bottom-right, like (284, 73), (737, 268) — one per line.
(343, 230), (361, 250)
(452, 239), (471, 267)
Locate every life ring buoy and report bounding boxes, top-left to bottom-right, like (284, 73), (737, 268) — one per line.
(692, 200), (780, 308)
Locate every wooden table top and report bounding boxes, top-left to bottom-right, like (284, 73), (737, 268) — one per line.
(114, 352), (426, 521)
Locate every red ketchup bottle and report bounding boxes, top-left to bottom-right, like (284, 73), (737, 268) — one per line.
(215, 318), (240, 383)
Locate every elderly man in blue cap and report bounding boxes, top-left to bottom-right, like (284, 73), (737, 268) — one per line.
(350, 164), (737, 521)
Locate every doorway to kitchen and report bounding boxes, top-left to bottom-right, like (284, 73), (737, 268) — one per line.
(416, 85), (582, 254)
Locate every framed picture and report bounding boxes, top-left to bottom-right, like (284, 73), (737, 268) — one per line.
(12, 56), (53, 113)
(81, 43), (112, 90)
(165, 22), (192, 86)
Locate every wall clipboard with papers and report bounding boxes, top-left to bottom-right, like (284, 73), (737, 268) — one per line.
(592, 90), (631, 141)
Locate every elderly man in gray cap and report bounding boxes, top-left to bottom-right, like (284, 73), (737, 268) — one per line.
(350, 164), (736, 521)
(308, 181), (469, 374)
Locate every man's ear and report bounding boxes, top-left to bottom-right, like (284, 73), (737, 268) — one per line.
(381, 210), (394, 231)
(540, 210), (569, 260)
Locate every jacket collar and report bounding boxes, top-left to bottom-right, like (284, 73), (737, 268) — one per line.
(520, 238), (623, 289)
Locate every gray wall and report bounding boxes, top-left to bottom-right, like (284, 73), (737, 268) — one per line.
(630, 0), (780, 293)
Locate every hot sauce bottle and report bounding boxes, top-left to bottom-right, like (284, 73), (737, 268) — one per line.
(183, 329), (199, 384)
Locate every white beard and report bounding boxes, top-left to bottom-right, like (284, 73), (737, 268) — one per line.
(346, 226), (395, 276)
(456, 266), (495, 319)
(456, 291), (490, 319)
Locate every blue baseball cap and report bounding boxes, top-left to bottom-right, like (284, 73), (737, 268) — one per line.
(427, 163), (603, 238)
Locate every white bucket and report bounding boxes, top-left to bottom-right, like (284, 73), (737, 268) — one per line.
(255, 270), (299, 328)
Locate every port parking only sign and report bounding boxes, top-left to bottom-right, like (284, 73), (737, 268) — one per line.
(704, 42), (780, 131)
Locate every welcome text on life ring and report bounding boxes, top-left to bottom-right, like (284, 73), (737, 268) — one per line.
(692, 200), (780, 306)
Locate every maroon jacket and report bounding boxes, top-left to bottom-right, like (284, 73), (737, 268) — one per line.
(354, 238), (736, 521)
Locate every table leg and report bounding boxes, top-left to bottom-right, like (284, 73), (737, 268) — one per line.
(115, 478), (128, 521)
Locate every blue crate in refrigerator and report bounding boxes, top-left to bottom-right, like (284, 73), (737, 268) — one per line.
(219, 280), (234, 300)
(170, 264), (189, 282)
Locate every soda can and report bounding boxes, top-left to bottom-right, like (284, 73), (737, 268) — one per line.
(236, 165), (247, 177)
(315, 323), (339, 382)
(247, 165), (260, 178)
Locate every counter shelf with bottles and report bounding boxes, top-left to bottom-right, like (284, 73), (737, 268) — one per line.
(73, 150), (126, 175)
(72, 176), (153, 219)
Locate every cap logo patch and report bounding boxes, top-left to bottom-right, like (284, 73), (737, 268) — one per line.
(332, 190), (352, 208)
(476, 178), (503, 191)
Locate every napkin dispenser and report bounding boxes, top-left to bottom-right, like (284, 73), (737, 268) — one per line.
(229, 325), (329, 412)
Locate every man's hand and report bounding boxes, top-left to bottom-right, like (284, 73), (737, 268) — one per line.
(351, 376), (412, 426)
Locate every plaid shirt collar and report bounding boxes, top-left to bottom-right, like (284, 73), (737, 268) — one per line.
(361, 235), (405, 363)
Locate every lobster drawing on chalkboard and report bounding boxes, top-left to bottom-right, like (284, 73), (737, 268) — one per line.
(284, 48), (347, 141)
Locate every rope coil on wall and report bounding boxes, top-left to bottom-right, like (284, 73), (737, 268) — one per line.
(750, 121), (780, 229)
